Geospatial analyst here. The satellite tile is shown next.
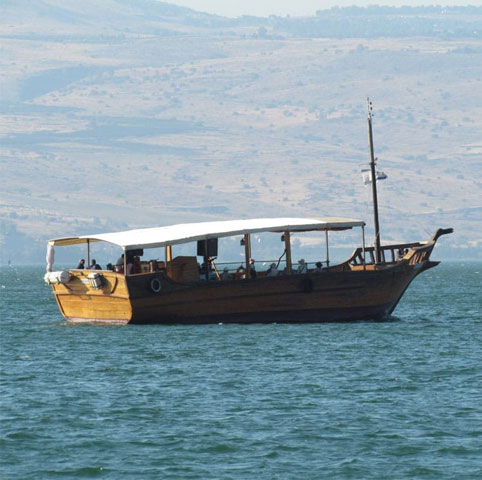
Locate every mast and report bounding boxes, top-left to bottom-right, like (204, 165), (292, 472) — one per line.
(367, 98), (382, 263)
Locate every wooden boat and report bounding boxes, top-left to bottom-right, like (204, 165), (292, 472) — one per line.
(44, 101), (453, 324)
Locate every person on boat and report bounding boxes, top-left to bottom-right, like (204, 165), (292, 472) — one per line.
(297, 259), (307, 274)
(201, 257), (217, 280)
(76, 259), (85, 269)
(315, 261), (323, 273)
(125, 253), (134, 275)
(115, 254), (124, 273)
(236, 265), (246, 279)
(249, 258), (257, 278)
(221, 267), (230, 281)
(87, 259), (102, 270)
(131, 256), (142, 274)
(266, 263), (279, 276)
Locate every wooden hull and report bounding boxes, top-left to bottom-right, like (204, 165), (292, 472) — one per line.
(50, 260), (436, 324)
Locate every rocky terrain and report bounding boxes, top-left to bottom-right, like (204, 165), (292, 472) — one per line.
(1, 1), (481, 263)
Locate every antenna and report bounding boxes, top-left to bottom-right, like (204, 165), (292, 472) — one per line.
(367, 97), (382, 263)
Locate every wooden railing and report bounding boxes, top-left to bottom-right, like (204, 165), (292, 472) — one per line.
(347, 241), (426, 266)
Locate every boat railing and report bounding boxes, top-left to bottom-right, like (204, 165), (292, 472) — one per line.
(405, 243), (436, 266)
(348, 241), (425, 267)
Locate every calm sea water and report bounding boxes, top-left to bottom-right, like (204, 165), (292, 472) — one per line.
(1, 262), (481, 479)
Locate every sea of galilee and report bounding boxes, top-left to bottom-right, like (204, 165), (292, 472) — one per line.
(1, 262), (480, 479)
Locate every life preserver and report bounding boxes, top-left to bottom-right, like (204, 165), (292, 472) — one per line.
(150, 277), (162, 293)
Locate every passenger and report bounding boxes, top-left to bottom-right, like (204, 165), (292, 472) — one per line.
(131, 256), (142, 274)
(249, 258), (257, 279)
(221, 267), (230, 281)
(115, 254), (124, 273)
(315, 261), (323, 273)
(200, 257), (217, 280)
(87, 259), (102, 270)
(126, 261), (133, 275)
(76, 259), (85, 269)
(297, 259), (307, 274)
(236, 265), (246, 279)
(200, 260), (209, 277)
(266, 263), (279, 277)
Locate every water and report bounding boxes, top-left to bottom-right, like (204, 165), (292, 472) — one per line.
(1, 262), (481, 479)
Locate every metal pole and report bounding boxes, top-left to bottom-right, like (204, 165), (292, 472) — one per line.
(367, 98), (382, 264)
(87, 239), (90, 266)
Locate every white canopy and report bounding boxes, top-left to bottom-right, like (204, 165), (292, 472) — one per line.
(49, 217), (365, 250)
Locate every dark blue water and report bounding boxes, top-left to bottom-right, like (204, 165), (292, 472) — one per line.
(1, 262), (481, 479)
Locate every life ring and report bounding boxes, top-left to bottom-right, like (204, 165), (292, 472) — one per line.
(150, 277), (162, 293)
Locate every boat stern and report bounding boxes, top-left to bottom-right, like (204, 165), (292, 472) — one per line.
(46, 270), (133, 324)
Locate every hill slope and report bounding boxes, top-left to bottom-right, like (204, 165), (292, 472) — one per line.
(1, 2), (481, 263)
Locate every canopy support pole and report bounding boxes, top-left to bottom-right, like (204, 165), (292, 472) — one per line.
(165, 245), (172, 278)
(284, 231), (292, 274)
(87, 239), (90, 267)
(362, 225), (366, 270)
(244, 234), (251, 277)
(325, 231), (330, 267)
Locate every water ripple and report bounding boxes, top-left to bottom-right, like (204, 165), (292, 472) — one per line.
(0, 263), (481, 479)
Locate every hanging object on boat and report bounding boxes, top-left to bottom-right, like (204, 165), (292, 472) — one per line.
(361, 167), (387, 185)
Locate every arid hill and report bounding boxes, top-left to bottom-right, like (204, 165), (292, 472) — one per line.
(1, 1), (481, 262)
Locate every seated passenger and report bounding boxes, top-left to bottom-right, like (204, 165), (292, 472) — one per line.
(236, 265), (246, 279)
(315, 261), (323, 273)
(297, 259), (307, 274)
(115, 254), (124, 273)
(76, 259), (85, 269)
(249, 258), (257, 278)
(221, 267), (230, 281)
(131, 256), (142, 274)
(266, 263), (279, 277)
(87, 259), (102, 270)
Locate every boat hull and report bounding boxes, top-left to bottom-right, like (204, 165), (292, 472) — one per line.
(50, 261), (434, 324)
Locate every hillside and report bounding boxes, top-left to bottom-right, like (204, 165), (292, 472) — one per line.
(1, 1), (481, 263)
